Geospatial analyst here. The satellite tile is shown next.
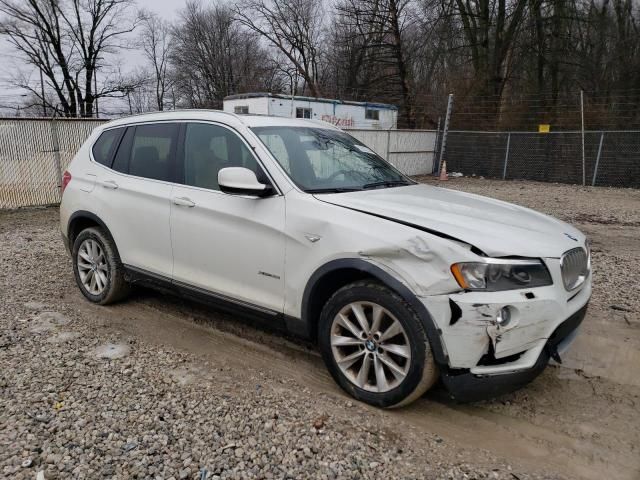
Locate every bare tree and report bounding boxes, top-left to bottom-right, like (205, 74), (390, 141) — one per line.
(452, 0), (528, 98)
(170, 1), (281, 109)
(138, 11), (172, 111)
(234, 0), (324, 97)
(330, 0), (417, 127)
(124, 68), (155, 113)
(0, 0), (142, 117)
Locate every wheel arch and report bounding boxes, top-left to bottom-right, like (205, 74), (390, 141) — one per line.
(67, 211), (118, 255)
(300, 258), (448, 366)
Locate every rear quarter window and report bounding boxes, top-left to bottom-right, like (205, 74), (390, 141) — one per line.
(92, 128), (123, 167)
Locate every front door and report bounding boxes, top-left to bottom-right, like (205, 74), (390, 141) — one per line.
(170, 122), (286, 313)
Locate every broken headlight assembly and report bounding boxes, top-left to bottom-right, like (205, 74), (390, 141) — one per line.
(450, 259), (552, 292)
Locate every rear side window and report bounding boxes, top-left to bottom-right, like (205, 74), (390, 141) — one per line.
(111, 123), (179, 182)
(130, 124), (178, 181)
(92, 128), (123, 166)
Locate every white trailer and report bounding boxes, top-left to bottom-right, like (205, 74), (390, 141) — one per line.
(223, 93), (398, 130)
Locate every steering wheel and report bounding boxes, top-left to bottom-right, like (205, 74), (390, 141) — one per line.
(326, 169), (352, 181)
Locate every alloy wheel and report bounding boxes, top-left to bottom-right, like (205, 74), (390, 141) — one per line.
(77, 238), (108, 296)
(330, 301), (411, 393)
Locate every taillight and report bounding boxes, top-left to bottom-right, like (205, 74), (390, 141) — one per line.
(61, 171), (72, 195)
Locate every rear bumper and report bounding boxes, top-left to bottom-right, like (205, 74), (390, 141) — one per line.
(440, 303), (587, 402)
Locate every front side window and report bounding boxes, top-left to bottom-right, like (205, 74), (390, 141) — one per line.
(252, 126), (410, 192)
(182, 123), (262, 191)
(296, 107), (312, 119)
(92, 128), (123, 167)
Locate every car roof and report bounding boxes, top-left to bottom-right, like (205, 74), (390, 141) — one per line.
(100, 109), (340, 131)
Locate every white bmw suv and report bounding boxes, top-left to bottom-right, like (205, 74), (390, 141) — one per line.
(60, 111), (591, 407)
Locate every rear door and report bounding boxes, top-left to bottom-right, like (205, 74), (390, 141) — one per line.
(170, 122), (286, 313)
(92, 122), (178, 278)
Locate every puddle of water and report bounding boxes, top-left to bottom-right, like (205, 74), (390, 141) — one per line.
(46, 331), (80, 344)
(94, 343), (131, 360)
(167, 367), (200, 386)
(30, 311), (71, 333)
(24, 301), (47, 311)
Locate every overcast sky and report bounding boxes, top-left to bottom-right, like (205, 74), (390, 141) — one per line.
(137, 0), (188, 18)
(0, 0), (191, 116)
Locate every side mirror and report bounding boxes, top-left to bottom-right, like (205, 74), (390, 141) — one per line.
(218, 167), (274, 197)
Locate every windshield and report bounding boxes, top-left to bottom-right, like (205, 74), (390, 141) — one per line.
(251, 126), (413, 193)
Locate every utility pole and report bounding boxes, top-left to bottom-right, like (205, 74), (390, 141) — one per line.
(126, 88), (133, 115)
(580, 90), (586, 186)
(39, 69), (47, 117)
(94, 72), (99, 118)
(437, 94), (454, 175)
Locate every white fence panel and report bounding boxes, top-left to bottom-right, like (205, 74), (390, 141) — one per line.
(348, 129), (437, 175)
(55, 120), (105, 170)
(0, 118), (105, 208)
(348, 130), (389, 158)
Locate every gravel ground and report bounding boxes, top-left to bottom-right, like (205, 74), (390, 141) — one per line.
(1, 178), (639, 480)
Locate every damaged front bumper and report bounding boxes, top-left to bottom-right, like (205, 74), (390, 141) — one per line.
(419, 258), (591, 401)
(440, 303), (588, 402)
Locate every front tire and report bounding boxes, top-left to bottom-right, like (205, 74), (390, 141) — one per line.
(72, 227), (130, 305)
(318, 281), (438, 408)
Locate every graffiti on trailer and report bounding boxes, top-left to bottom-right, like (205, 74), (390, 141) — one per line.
(320, 115), (355, 128)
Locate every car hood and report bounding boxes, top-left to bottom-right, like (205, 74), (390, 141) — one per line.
(317, 184), (584, 258)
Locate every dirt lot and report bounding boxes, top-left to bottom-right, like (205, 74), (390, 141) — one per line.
(1, 178), (639, 480)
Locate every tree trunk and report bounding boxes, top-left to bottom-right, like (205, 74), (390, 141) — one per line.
(85, 65), (94, 117)
(389, 0), (414, 128)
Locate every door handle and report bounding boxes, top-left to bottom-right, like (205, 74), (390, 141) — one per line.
(172, 196), (195, 207)
(100, 180), (119, 190)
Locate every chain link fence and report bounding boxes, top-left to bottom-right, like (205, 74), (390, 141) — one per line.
(440, 130), (640, 188)
(0, 118), (105, 208)
(428, 91), (640, 188)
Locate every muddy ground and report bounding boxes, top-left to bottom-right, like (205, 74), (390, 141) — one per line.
(1, 177), (639, 479)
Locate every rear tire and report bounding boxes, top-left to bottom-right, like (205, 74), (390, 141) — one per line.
(318, 281), (438, 408)
(72, 227), (130, 305)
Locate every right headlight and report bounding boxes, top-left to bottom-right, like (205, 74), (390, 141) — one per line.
(451, 259), (552, 291)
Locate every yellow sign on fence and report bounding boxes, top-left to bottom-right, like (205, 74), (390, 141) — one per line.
(538, 124), (551, 133)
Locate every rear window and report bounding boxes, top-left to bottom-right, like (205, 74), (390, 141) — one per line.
(92, 128), (123, 166)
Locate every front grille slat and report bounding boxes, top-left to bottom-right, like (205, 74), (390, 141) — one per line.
(560, 247), (589, 291)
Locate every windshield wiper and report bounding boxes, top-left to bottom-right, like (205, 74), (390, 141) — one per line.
(306, 187), (362, 193)
(362, 180), (411, 189)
